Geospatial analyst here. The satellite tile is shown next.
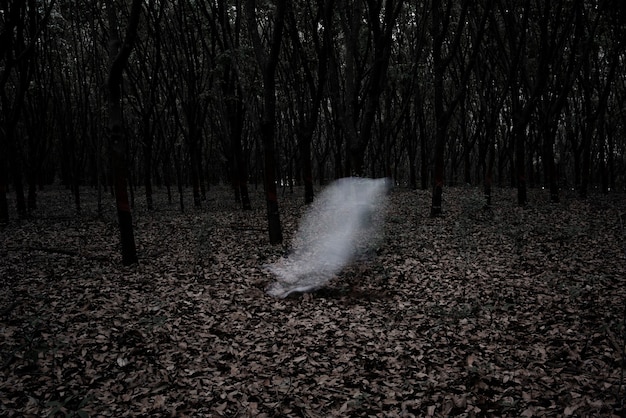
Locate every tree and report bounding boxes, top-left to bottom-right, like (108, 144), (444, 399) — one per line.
(473, 37), (507, 207)
(430, 0), (488, 215)
(200, 0), (253, 210)
(127, 0), (166, 211)
(105, 0), (141, 265)
(531, 0), (582, 203)
(56, 0), (103, 214)
(245, 0), (287, 245)
(326, 0), (404, 177)
(279, 0), (334, 204)
(0, 0), (55, 222)
(20, 3), (64, 213)
(576, 1), (621, 199)
(490, 0), (544, 206)
(162, 2), (212, 208)
(1, 0), (625, 227)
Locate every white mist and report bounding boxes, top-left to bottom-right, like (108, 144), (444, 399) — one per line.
(266, 177), (390, 298)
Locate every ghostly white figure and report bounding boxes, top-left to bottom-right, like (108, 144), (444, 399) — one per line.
(265, 177), (390, 298)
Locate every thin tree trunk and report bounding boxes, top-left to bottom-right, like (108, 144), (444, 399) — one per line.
(419, 116), (428, 190)
(0, 155), (7, 223)
(105, 0), (141, 266)
(543, 125), (559, 203)
(301, 136), (314, 204)
(513, 110), (527, 207)
(142, 110), (154, 210)
(174, 148), (184, 212)
(0, 0), (51, 222)
(483, 113), (497, 209)
(246, 0), (286, 245)
(231, 99), (251, 210)
(484, 139), (496, 209)
(429, 0), (486, 214)
(430, 0), (445, 216)
(599, 121), (608, 194)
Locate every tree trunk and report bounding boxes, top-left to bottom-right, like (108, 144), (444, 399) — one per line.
(514, 111), (527, 207)
(430, 0), (445, 216)
(300, 136), (314, 204)
(144, 137), (153, 210)
(419, 118), (428, 190)
(8, 127), (27, 219)
(607, 124), (615, 192)
(246, 0), (286, 245)
(261, 116), (283, 244)
(543, 125), (559, 203)
(174, 147), (184, 212)
(140, 107), (154, 210)
(599, 121), (608, 194)
(0, 0), (51, 222)
(483, 114), (497, 209)
(429, 0), (485, 213)
(580, 126), (591, 199)
(406, 119), (418, 190)
(189, 127), (202, 208)
(105, 0), (141, 266)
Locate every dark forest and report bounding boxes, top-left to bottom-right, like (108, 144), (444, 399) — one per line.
(1, 1), (626, 417)
(1, 0), (625, 221)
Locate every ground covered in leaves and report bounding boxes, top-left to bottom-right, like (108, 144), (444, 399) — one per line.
(1, 185), (625, 417)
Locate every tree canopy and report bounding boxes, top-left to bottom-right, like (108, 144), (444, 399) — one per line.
(0, 0), (624, 222)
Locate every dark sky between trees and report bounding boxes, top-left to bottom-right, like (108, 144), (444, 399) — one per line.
(1, 0), (625, 230)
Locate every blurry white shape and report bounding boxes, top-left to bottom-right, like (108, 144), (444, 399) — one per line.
(266, 177), (390, 298)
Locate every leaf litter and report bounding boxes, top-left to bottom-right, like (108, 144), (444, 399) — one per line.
(1, 185), (625, 417)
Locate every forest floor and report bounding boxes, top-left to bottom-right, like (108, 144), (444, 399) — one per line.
(1, 184), (625, 418)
